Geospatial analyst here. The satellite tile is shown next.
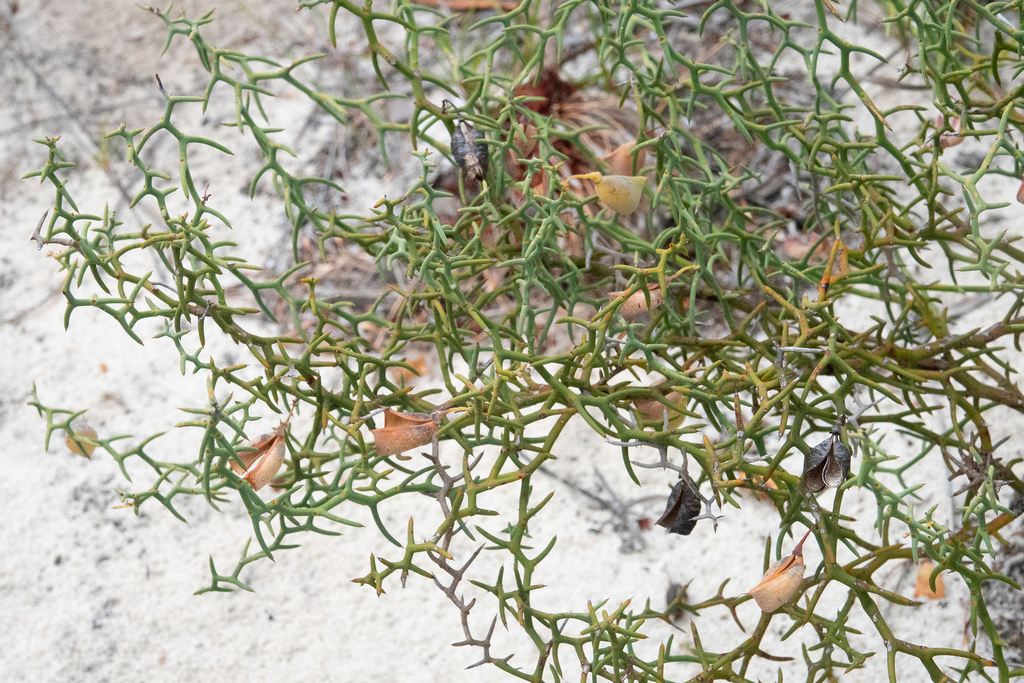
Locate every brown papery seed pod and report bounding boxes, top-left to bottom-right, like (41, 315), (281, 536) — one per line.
(371, 409), (438, 457)
(936, 115), (963, 150)
(602, 141), (647, 177)
(1016, 175), (1024, 205)
(387, 353), (429, 387)
(512, 121), (538, 159)
(65, 423), (98, 459)
(632, 383), (684, 427)
(243, 437), (287, 492)
(608, 284), (663, 322)
(746, 529), (812, 612)
(231, 432), (276, 474)
(231, 402), (297, 491)
(913, 559), (946, 599)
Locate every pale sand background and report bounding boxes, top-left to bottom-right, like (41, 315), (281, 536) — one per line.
(1, 2), (1019, 681)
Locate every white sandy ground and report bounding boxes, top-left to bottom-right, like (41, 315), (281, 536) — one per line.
(2, 1), (1022, 682)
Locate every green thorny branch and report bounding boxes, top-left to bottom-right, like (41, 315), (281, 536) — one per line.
(27, 0), (1024, 680)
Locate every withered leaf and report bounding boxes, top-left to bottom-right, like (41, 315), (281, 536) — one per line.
(656, 478), (702, 535)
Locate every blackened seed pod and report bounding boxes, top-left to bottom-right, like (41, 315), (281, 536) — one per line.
(802, 417), (852, 493)
(473, 135), (488, 178)
(656, 478), (702, 535)
(451, 119), (488, 183)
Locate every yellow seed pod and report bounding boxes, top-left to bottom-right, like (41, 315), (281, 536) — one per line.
(65, 423), (98, 459)
(564, 173), (647, 215)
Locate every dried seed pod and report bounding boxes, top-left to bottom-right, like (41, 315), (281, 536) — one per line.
(656, 478), (702, 535)
(736, 472), (779, 501)
(1017, 175), (1024, 205)
(371, 409), (438, 457)
(594, 174), (646, 214)
(564, 172), (647, 215)
(936, 114), (964, 149)
(802, 416), (852, 493)
(747, 530), (811, 612)
(232, 431), (287, 492)
(512, 120), (538, 159)
(913, 560), (946, 599)
(608, 284), (663, 321)
(387, 353), (429, 387)
(602, 140), (646, 177)
(665, 582), (689, 624)
(231, 403), (296, 491)
(451, 118), (488, 183)
(65, 422), (98, 459)
(230, 432), (275, 474)
(242, 437), (287, 491)
(632, 382), (684, 427)
(816, 238), (849, 301)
